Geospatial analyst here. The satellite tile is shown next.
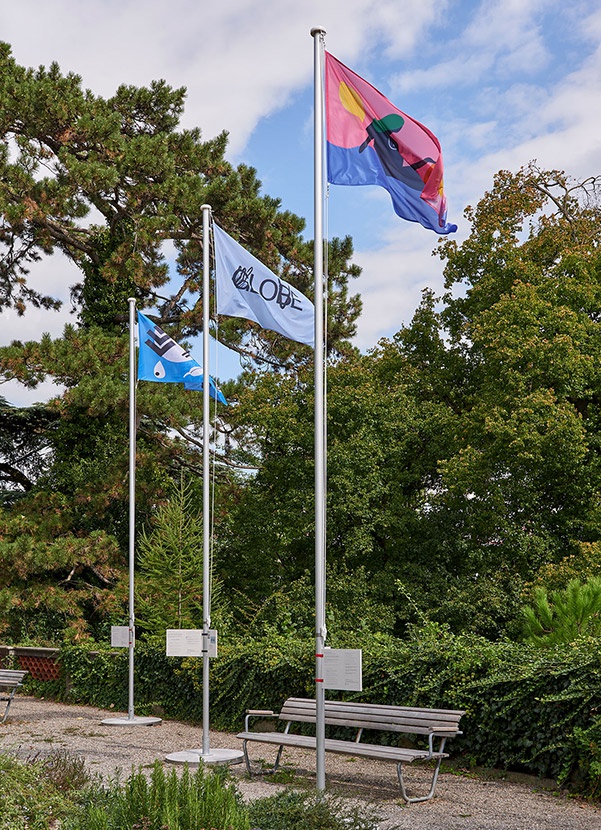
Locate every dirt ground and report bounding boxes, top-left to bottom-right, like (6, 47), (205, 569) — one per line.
(2, 696), (601, 829)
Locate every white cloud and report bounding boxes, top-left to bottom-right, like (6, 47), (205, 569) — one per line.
(352, 223), (447, 349)
(1, 0), (441, 154)
(1, 0), (601, 397)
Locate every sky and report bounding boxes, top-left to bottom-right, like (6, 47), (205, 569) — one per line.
(2, 0), (601, 405)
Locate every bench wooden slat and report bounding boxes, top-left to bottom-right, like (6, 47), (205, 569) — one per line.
(281, 697), (464, 719)
(237, 731), (437, 763)
(283, 698), (462, 716)
(0, 670), (28, 686)
(281, 711), (461, 732)
(279, 698), (463, 735)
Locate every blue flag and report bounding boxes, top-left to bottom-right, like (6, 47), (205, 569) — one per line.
(137, 311), (227, 405)
(213, 224), (315, 347)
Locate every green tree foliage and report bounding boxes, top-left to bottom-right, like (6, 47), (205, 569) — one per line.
(527, 541), (601, 594)
(217, 350), (438, 636)
(219, 164), (601, 640)
(368, 164), (601, 635)
(135, 476), (204, 635)
(522, 577), (601, 646)
(0, 513), (122, 643)
(0, 40), (360, 354)
(135, 475), (231, 636)
(0, 43), (361, 641)
(0, 397), (58, 504)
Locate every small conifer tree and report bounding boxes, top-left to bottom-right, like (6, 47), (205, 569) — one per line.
(522, 577), (601, 647)
(135, 476), (228, 636)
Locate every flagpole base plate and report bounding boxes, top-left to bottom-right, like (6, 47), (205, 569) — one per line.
(101, 716), (162, 726)
(165, 748), (244, 765)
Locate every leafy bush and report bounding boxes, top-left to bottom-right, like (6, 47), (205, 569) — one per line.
(247, 789), (380, 830)
(569, 718), (601, 798)
(0, 751), (87, 830)
(1, 755), (379, 830)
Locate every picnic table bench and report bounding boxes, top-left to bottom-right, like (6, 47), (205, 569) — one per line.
(0, 669), (28, 723)
(237, 696), (465, 803)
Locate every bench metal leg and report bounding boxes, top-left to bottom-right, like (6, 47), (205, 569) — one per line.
(242, 740), (253, 775)
(1, 691), (17, 724)
(396, 757), (443, 804)
(242, 741), (285, 776)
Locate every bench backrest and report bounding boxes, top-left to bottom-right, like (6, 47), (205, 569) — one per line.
(0, 669), (28, 687)
(279, 697), (464, 736)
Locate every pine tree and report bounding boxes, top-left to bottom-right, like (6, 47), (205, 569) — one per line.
(522, 577), (601, 646)
(135, 476), (229, 636)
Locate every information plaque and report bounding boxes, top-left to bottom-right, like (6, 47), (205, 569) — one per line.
(166, 629), (218, 658)
(110, 626), (131, 648)
(166, 629), (203, 657)
(323, 648), (362, 691)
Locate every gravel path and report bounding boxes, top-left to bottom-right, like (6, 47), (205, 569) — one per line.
(1, 696), (601, 829)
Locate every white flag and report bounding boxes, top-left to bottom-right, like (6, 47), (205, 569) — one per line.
(213, 223), (314, 347)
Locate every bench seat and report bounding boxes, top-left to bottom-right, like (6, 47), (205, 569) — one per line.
(237, 696), (464, 803)
(237, 730), (436, 762)
(0, 669), (28, 723)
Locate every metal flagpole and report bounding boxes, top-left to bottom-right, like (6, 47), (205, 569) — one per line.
(127, 295), (136, 719)
(201, 203), (212, 757)
(311, 25), (327, 793)
(102, 298), (161, 726)
(165, 209), (242, 765)
(128, 296), (136, 719)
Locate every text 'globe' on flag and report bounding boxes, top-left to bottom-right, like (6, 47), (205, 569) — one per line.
(213, 223), (315, 348)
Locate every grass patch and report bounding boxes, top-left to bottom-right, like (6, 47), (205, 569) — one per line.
(0, 751), (89, 830)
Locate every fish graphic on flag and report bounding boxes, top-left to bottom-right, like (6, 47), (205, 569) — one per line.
(137, 311), (227, 404)
(325, 51), (456, 235)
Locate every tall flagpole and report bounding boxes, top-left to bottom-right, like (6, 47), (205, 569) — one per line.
(311, 25), (327, 793)
(102, 299), (161, 726)
(201, 203), (212, 757)
(164, 208), (243, 765)
(127, 295), (136, 720)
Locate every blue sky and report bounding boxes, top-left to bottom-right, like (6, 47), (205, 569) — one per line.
(2, 0), (601, 404)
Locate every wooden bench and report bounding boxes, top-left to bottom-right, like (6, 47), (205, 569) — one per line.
(237, 696), (465, 803)
(0, 669), (28, 723)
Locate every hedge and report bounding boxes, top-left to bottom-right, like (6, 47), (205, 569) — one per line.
(54, 625), (601, 796)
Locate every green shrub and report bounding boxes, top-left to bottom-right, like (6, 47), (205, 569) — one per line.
(569, 718), (601, 798)
(247, 789), (380, 830)
(64, 762), (250, 830)
(0, 752), (87, 830)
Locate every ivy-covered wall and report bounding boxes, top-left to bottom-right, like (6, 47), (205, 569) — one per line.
(20, 627), (601, 797)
